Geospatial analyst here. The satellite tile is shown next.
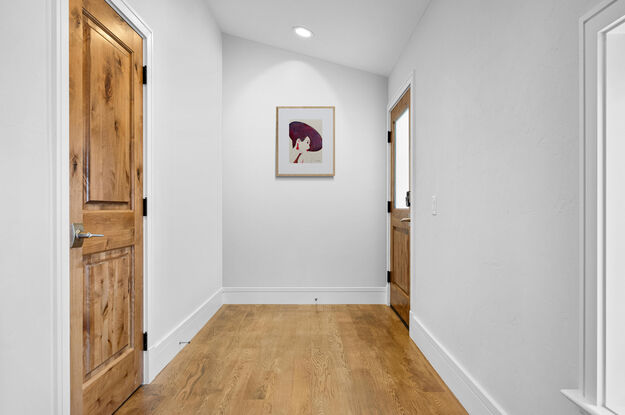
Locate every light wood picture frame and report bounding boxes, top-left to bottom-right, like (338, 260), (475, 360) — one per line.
(275, 106), (335, 177)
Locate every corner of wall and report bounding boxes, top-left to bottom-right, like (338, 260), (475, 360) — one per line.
(145, 287), (223, 382)
(218, 28), (224, 292)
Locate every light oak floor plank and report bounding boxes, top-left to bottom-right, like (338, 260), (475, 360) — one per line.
(116, 305), (467, 415)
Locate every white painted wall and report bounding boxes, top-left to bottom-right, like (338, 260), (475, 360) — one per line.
(0, 1), (57, 413)
(388, 0), (596, 414)
(125, 0), (223, 366)
(222, 35), (387, 297)
(605, 31), (625, 415)
(0, 0), (222, 412)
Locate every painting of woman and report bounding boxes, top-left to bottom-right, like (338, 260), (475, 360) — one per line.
(289, 120), (323, 164)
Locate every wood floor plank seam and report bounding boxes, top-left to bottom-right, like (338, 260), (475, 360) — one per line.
(116, 305), (467, 415)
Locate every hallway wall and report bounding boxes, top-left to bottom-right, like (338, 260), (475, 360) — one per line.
(222, 35), (387, 300)
(0, 0), (223, 412)
(388, 0), (596, 414)
(124, 0), (223, 381)
(0, 1), (57, 413)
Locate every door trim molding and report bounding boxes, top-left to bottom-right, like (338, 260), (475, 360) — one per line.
(51, 1), (70, 413)
(386, 71), (416, 310)
(564, 1), (625, 413)
(52, 1), (153, 413)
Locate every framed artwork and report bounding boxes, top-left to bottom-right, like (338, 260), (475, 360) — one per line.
(275, 106), (335, 176)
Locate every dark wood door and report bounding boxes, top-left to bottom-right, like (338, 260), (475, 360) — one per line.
(69, 0), (144, 413)
(389, 89), (411, 326)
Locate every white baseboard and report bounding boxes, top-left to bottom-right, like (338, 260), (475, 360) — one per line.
(222, 286), (387, 304)
(409, 312), (507, 415)
(144, 288), (223, 383)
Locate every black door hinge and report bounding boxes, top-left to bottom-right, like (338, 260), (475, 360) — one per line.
(387, 201), (392, 213)
(143, 197), (147, 217)
(143, 332), (148, 351)
(387, 271), (391, 283)
(142, 65), (147, 85)
(387, 130), (392, 143)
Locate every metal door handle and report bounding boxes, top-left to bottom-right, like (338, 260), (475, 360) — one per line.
(77, 231), (104, 239)
(71, 223), (104, 248)
(400, 218), (411, 222)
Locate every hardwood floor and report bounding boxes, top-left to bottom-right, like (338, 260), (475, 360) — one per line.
(116, 305), (467, 415)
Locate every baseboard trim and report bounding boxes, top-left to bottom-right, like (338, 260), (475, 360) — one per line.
(409, 312), (507, 415)
(145, 288), (223, 383)
(222, 286), (387, 304)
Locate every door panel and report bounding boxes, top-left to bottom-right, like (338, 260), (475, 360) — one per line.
(391, 222), (410, 293)
(389, 89), (411, 326)
(83, 247), (132, 377)
(70, 0), (143, 413)
(84, 16), (133, 203)
(390, 282), (410, 325)
(82, 211), (136, 255)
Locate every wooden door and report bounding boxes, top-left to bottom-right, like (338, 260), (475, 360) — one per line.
(69, 0), (144, 413)
(389, 89), (411, 326)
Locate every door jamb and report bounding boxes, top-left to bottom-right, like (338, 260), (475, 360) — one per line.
(563, 1), (625, 414)
(52, 1), (153, 413)
(386, 71), (416, 312)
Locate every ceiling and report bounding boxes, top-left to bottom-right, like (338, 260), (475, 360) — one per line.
(205, 0), (431, 76)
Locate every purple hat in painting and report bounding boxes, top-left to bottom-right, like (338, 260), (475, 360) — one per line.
(289, 121), (323, 152)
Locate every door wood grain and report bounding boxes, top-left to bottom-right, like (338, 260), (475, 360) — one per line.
(69, 0), (144, 413)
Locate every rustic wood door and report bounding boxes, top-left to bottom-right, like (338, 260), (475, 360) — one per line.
(389, 89), (411, 326)
(69, 0), (144, 413)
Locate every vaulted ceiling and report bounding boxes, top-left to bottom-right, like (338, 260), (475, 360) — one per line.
(205, 0), (430, 76)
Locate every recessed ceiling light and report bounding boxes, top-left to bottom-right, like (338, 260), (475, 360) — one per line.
(293, 26), (313, 38)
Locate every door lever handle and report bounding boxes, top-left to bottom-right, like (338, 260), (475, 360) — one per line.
(77, 231), (104, 239)
(400, 218), (411, 223)
(71, 223), (104, 248)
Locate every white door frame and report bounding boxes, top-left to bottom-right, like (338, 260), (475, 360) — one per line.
(51, 0), (153, 413)
(386, 71), (416, 311)
(562, 1), (625, 414)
